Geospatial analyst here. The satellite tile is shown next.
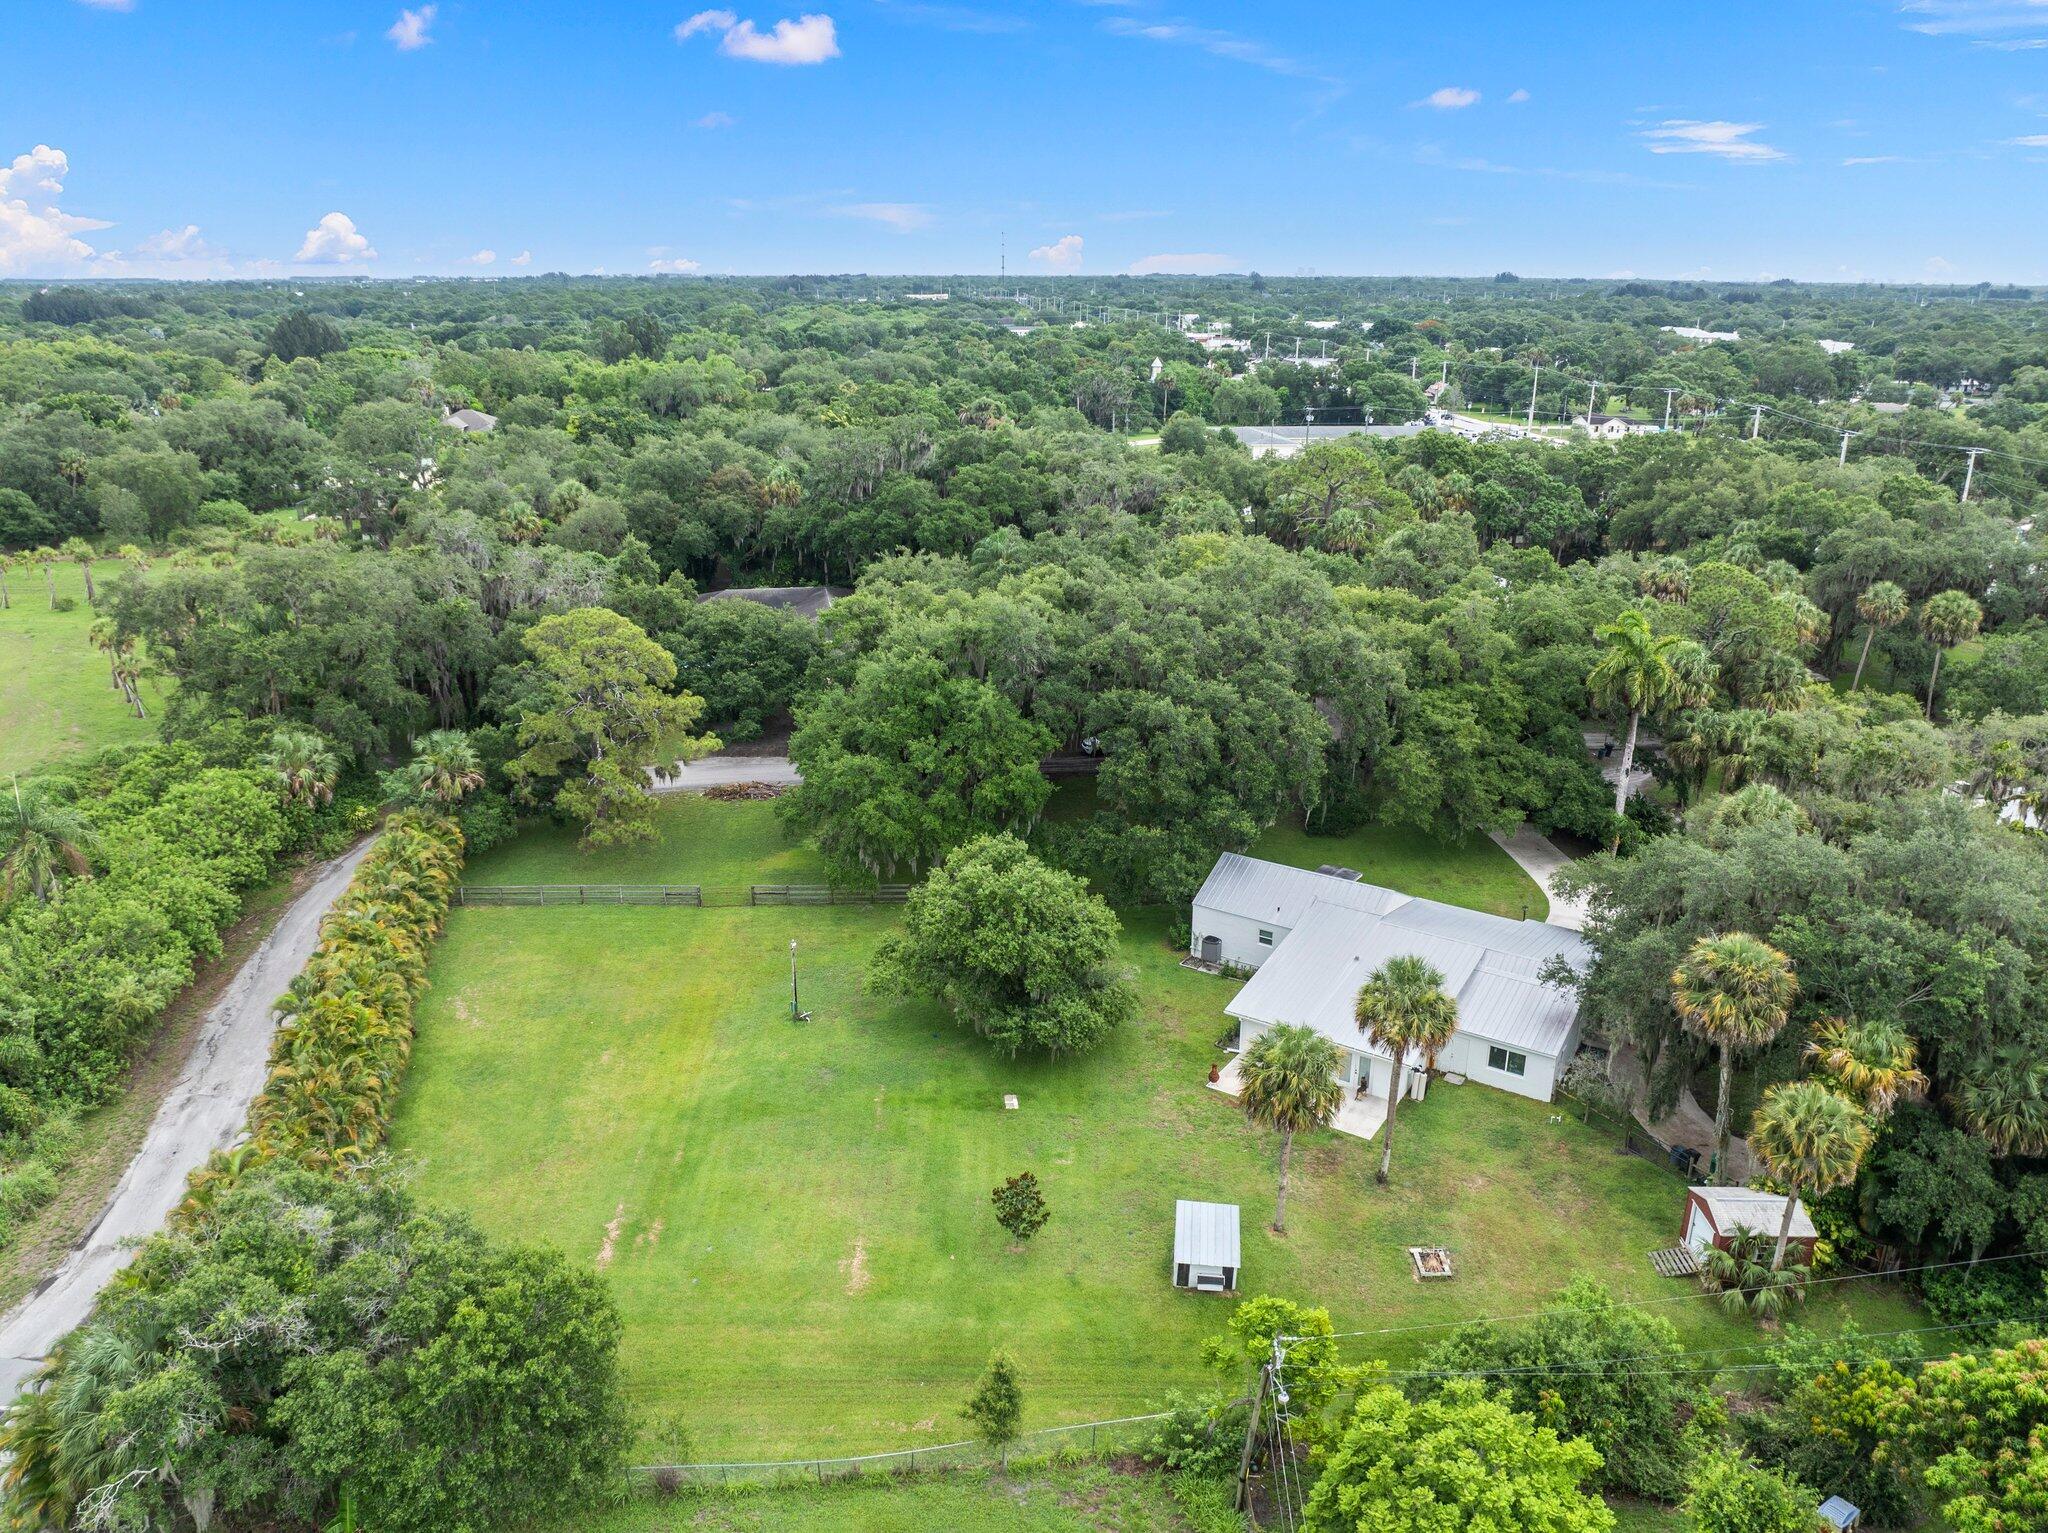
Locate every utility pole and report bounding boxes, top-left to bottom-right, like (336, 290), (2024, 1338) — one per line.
(1304, 406), (1314, 450)
(1838, 430), (1854, 466)
(1527, 364), (1540, 428)
(790, 939), (804, 1022)
(1587, 380), (1600, 422)
(1234, 1358), (1274, 1514)
(1662, 388), (1679, 431)
(1961, 446), (1983, 502)
(1750, 404), (1765, 440)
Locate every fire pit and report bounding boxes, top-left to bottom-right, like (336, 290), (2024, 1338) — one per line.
(1409, 1246), (1454, 1281)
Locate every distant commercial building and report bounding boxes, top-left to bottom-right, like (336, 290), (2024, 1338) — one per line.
(1661, 325), (1741, 344)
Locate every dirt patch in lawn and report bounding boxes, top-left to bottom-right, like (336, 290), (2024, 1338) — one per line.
(596, 1202), (627, 1270)
(840, 1236), (871, 1295)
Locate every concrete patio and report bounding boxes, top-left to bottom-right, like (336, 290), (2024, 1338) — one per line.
(1209, 1053), (1389, 1141)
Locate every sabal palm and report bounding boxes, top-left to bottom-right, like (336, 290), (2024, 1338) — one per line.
(2, 778), (101, 904)
(1670, 932), (1798, 1183)
(1849, 581), (1907, 691)
(1746, 649), (1810, 716)
(1637, 557), (1692, 604)
(1918, 590), (1983, 720)
(59, 538), (97, 602)
(401, 729), (485, 805)
(1804, 1016), (1926, 1117)
(262, 728), (340, 808)
(1588, 608), (1692, 819)
(1748, 1079), (1872, 1272)
(1236, 1024), (1344, 1233)
(32, 546), (59, 607)
(1355, 954), (1459, 1186)
(1955, 1056), (2048, 1158)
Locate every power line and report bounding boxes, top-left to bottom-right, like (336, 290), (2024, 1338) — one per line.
(1289, 1246), (2048, 1346)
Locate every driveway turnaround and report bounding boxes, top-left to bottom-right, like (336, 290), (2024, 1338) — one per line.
(651, 754), (801, 793)
(0, 839), (375, 1403)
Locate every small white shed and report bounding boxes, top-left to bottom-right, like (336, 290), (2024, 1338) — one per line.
(1173, 1200), (1240, 1293)
(1682, 1186), (1817, 1261)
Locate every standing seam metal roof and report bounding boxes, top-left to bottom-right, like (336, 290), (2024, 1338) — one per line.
(1174, 1200), (1241, 1269)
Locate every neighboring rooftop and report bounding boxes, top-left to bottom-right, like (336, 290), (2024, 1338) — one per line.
(697, 585), (851, 621)
(442, 406), (498, 432)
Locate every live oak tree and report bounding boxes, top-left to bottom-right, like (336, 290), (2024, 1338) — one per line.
(872, 834), (1133, 1056)
(785, 654), (1053, 880)
(505, 607), (716, 848)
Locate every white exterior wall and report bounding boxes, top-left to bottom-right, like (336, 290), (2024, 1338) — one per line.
(1235, 1019), (1383, 1097)
(1193, 905), (1291, 970)
(1435, 1031), (1560, 1103)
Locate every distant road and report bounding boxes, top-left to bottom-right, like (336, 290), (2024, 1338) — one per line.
(0, 839), (373, 1403)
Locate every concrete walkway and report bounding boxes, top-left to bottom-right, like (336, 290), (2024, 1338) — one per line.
(0, 839), (375, 1402)
(1489, 824), (1590, 932)
(650, 754), (801, 794)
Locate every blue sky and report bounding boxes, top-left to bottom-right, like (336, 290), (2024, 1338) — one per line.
(6, 0), (2048, 282)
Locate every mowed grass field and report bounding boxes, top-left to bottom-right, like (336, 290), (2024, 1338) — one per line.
(393, 798), (1916, 1460)
(0, 559), (158, 776)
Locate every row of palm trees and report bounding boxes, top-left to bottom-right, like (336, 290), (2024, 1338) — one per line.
(0, 541), (150, 610)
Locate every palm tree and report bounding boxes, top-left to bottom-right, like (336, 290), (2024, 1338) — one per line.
(393, 729), (485, 806)
(113, 543), (149, 572)
(32, 546), (59, 607)
(1778, 593), (1830, 652)
(1236, 1024), (1345, 1234)
(261, 728), (340, 809)
(0, 551), (12, 610)
(1804, 1016), (1926, 1118)
(1588, 608), (1692, 820)
(59, 538), (98, 603)
(1670, 932), (1798, 1184)
(1848, 580), (1908, 691)
(1748, 1080), (1873, 1272)
(1918, 590), (1983, 720)
(1746, 649), (1810, 716)
(1, 777), (101, 904)
(1354, 955), (1459, 1186)
(1637, 556), (1692, 604)
(1955, 1056), (2048, 1158)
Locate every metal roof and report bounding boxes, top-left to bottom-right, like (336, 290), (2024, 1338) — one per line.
(1209, 854), (1590, 1060)
(1174, 1200), (1241, 1270)
(1818, 1497), (1860, 1530)
(697, 585), (850, 621)
(1193, 852), (1409, 931)
(1689, 1188), (1816, 1241)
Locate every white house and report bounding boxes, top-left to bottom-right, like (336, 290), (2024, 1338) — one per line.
(1575, 412), (1659, 440)
(1192, 854), (1590, 1106)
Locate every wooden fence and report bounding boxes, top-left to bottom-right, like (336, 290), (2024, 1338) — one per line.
(453, 883), (912, 908)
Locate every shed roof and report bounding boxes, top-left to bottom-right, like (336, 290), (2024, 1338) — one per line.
(1689, 1187), (1816, 1241)
(1174, 1200), (1241, 1270)
(1209, 855), (1590, 1059)
(697, 585), (850, 621)
(1818, 1497), (1860, 1529)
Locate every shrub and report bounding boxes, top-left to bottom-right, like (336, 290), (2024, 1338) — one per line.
(1919, 1259), (2044, 1344)
(992, 1171), (1051, 1242)
(1146, 1391), (1244, 1476)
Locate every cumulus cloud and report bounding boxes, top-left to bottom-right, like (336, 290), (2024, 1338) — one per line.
(648, 255), (704, 272)
(1419, 86), (1480, 109)
(295, 211), (378, 264)
(461, 248), (496, 265)
(836, 201), (932, 230)
(511, 249), (533, 265)
(387, 5), (436, 50)
(1127, 252), (1239, 275)
(129, 224), (222, 261)
(676, 10), (840, 63)
(1925, 254), (1956, 275)
(694, 111), (737, 128)
(0, 144), (112, 274)
(1640, 120), (1786, 161)
(1507, 88), (1531, 103)
(1028, 233), (1083, 270)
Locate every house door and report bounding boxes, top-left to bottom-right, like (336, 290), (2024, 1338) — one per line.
(1200, 935), (1221, 965)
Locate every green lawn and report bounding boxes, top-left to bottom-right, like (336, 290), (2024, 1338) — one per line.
(0, 560), (159, 776)
(464, 794), (830, 888)
(393, 800), (1914, 1461)
(559, 1463), (1212, 1532)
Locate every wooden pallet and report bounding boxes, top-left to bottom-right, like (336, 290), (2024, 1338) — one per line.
(1648, 1246), (1701, 1278)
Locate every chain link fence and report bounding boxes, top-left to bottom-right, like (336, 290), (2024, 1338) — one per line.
(453, 883), (911, 908)
(632, 1411), (1171, 1490)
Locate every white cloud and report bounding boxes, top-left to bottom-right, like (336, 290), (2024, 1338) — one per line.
(1028, 233), (1083, 270)
(1419, 86), (1480, 109)
(1507, 88), (1531, 104)
(511, 249), (533, 265)
(0, 144), (112, 274)
(1900, 2), (2048, 37)
(1640, 120), (1786, 161)
(1976, 35), (2048, 47)
(73, 0), (135, 10)
(295, 211), (378, 264)
(695, 110), (737, 128)
(1099, 17), (1334, 83)
(1127, 252), (1239, 275)
(1926, 254), (1956, 275)
(648, 256), (704, 272)
(1843, 154), (1912, 164)
(836, 201), (932, 230)
(130, 224), (222, 261)
(676, 10), (840, 64)
(386, 5), (436, 50)
(461, 248), (496, 265)
(2006, 133), (2048, 144)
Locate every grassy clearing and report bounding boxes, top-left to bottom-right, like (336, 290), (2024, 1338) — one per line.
(393, 799), (1914, 1461)
(463, 795), (829, 888)
(0, 559), (159, 776)
(557, 1462), (1210, 1532)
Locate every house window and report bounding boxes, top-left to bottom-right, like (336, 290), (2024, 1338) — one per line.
(1257, 929), (1274, 947)
(1488, 1046), (1527, 1077)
